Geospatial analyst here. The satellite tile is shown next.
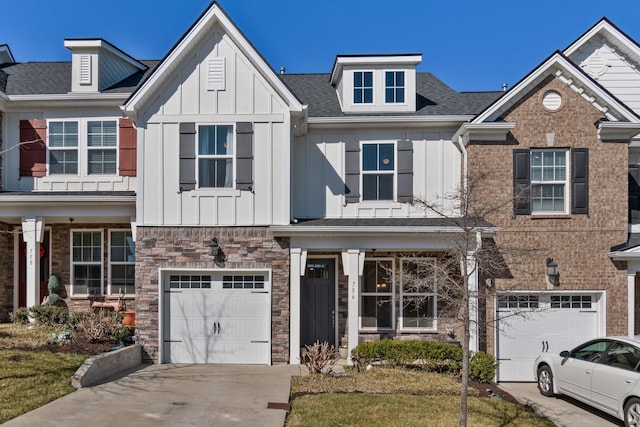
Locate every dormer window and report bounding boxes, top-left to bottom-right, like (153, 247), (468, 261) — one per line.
(385, 71), (405, 103)
(354, 71), (373, 104)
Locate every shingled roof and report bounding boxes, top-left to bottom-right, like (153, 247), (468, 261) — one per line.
(279, 72), (503, 117)
(0, 60), (159, 95)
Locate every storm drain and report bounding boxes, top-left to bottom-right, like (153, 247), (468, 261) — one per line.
(267, 402), (291, 411)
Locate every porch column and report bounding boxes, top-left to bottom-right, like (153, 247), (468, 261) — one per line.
(21, 217), (44, 308)
(289, 248), (307, 364)
(467, 252), (479, 353)
(629, 268), (637, 337)
(342, 249), (364, 363)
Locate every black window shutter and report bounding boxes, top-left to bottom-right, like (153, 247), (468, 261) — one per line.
(179, 123), (196, 191)
(396, 140), (413, 203)
(236, 122), (253, 191)
(571, 148), (588, 214)
(345, 141), (360, 203)
(513, 149), (531, 215)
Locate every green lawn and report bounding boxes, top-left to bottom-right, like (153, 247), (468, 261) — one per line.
(0, 324), (90, 423)
(286, 369), (553, 427)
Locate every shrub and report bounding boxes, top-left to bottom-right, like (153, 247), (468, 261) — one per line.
(469, 351), (497, 382)
(76, 311), (131, 343)
(301, 341), (338, 374)
(29, 305), (68, 326)
(9, 307), (29, 324)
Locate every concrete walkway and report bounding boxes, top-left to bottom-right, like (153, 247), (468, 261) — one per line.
(499, 383), (622, 427)
(5, 364), (303, 427)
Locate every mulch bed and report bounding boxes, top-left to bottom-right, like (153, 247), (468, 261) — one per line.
(12, 331), (123, 356)
(469, 378), (520, 405)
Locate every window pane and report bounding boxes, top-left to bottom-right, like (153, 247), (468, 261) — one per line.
(50, 150), (78, 175)
(378, 175), (393, 200)
(363, 88), (373, 103)
(403, 296), (435, 328)
(396, 72), (404, 86)
(378, 144), (394, 170)
(362, 296), (392, 328)
(385, 71), (394, 86)
(362, 174), (378, 200)
(363, 144), (378, 171)
(199, 159), (232, 188)
(396, 88), (405, 103)
(363, 72), (372, 87)
(354, 72), (363, 87)
(88, 149), (117, 174)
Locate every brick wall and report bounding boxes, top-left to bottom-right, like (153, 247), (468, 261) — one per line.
(468, 76), (629, 352)
(135, 226), (290, 363)
(0, 224), (14, 321)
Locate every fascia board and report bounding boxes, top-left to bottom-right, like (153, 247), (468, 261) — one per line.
(598, 122), (640, 141)
(308, 115), (474, 129)
(474, 53), (640, 124)
(452, 122), (516, 145)
(125, 4), (303, 114)
(6, 93), (128, 109)
(271, 225), (499, 237)
(64, 39), (146, 70)
(564, 20), (640, 62)
(330, 54), (422, 86)
(0, 195), (136, 204)
(608, 249), (640, 261)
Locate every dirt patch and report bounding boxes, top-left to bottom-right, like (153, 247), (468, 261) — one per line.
(469, 379), (520, 405)
(11, 331), (125, 356)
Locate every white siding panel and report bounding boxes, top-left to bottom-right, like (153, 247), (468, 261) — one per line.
(217, 197), (235, 225)
(271, 122), (288, 224)
(199, 196), (217, 224)
(181, 58), (201, 115)
(144, 123), (164, 225)
(254, 79), (271, 114)
(253, 123), (272, 225)
(292, 135), (308, 219)
(235, 59), (254, 114)
(324, 139), (345, 218)
(162, 75), (182, 116)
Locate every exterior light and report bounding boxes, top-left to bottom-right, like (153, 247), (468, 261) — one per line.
(546, 257), (559, 285)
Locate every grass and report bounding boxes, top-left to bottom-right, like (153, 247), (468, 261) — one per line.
(286, 369), (553, 427)
(0, 324), (90, 423)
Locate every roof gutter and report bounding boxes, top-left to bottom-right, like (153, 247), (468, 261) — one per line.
(598, 122), (640, 141)
(6, 93), (130, 109)
(308, 115), (474, 129)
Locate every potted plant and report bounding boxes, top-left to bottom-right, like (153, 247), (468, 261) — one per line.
(339, 344), (349, 359)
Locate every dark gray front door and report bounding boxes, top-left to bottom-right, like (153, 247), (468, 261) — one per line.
(301, 259), (336, 347)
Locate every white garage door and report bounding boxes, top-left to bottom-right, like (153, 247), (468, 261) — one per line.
(163, 272), (271, 364)
(496, 293), (600, 382)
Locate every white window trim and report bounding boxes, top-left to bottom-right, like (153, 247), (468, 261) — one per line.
(70, 229), (104, 297)
(353, 70), (374, 105)
(360, 257), (395, 331)
(383, 70), (406, 105)
(195, 124), (235, 189)
(360, 141), (397, 202)
(47, 120), (79, 176)
(87, 120), (118, 176)
(46, 118), (120, 178)
(399, 257), (438, 331)
(530, 149), (570, 215)
(108, 229), (135, 296)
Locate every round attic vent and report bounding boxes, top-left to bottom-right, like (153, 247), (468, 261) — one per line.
(542, 90), (562, 111)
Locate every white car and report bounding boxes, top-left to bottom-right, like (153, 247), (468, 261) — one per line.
(534, 336), (640, 426)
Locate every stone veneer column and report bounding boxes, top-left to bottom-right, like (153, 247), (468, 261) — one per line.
(289, 248), (307, 364)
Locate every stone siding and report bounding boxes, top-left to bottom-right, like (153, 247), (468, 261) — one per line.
(135, 226), (290, 363)
(468, 76), (629, 353)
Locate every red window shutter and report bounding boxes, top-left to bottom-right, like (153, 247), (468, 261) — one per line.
(118, 118), (136, 177)
(19, 120), (47, 177)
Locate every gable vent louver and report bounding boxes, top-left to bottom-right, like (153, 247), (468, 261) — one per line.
(79, 54), (92, 85)
(207, 57), (225, 91)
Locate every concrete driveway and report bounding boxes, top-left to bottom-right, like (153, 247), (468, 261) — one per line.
(5, 364), (302, 427)
(499, 383), (623, 427)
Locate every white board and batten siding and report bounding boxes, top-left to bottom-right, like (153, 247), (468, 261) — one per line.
(569, 40), (640, 114)
(292, 129), (461, 219)
(162, 270), (271, 364)
(138, 23), (291, 227)
(495, 292), (604, 382)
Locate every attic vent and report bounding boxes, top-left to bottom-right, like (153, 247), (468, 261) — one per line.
(207, 57), (225, 91)
(79, 55), (92, 85)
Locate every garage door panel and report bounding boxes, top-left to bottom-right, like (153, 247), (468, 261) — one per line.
(496, 294), (599, 382)
(163, 271), (271, 364)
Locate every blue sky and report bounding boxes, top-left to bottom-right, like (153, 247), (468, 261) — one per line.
(2, 0), (640, 92)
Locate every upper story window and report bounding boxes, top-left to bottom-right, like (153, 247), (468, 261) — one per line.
(385, 71), (405, 103)
(530, 150), (567, 213)
(87, 121), (117, 174)
(49, 121), (79, 175)
(362, 143), (394, 200)
(361, 259), (393, 329)
(514, 148), (587, 216)
(353, 71), (373, 104)
(197, 125), (233, 188)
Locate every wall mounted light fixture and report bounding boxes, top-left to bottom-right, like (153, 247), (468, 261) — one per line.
(209, 237), (225, 266)
(546, 257), (559, 285)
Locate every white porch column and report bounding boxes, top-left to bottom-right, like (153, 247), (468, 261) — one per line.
(629, 268), (637, 337)
(289, 248), (307, 364)
(342, 249), (364, 363)
(21, 217), (44, 308)
(467, 232), (481, 353)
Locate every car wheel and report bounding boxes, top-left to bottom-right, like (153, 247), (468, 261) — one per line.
(537, 365), (554, 397)
(625, 398), (640, 427)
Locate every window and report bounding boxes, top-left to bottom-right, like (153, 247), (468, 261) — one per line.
(49, 121), (78, 174)
(354, 71), (373, 104)
(498, 295), (539, 309)
(601, 341), (640, 371)
(530, 150), (567, 213)
(222, 275), (265, 289)
(198, 125), (233, 188)
(169, 275), (212, 289)
(385, 71), (405, 103)
(551, 295), (592, 309)
(71, 231), (102, 295)
(361, 259), (393, 329)
(109, 230), (135, 295)
(362, 143), (394, 200)
(87, 121), (117, 174)
(401, 259), (436, 329)
(571, 340), (609, 362)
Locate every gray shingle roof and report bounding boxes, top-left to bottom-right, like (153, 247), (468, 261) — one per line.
(0, 60), (159, 95)
(279, 73), (503, 117)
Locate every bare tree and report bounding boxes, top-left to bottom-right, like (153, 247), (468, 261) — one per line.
(399, 171), (539, 427)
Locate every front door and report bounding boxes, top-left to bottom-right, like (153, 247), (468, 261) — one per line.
(301, 259), (336, 347)
(18, 230), (50, 307)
